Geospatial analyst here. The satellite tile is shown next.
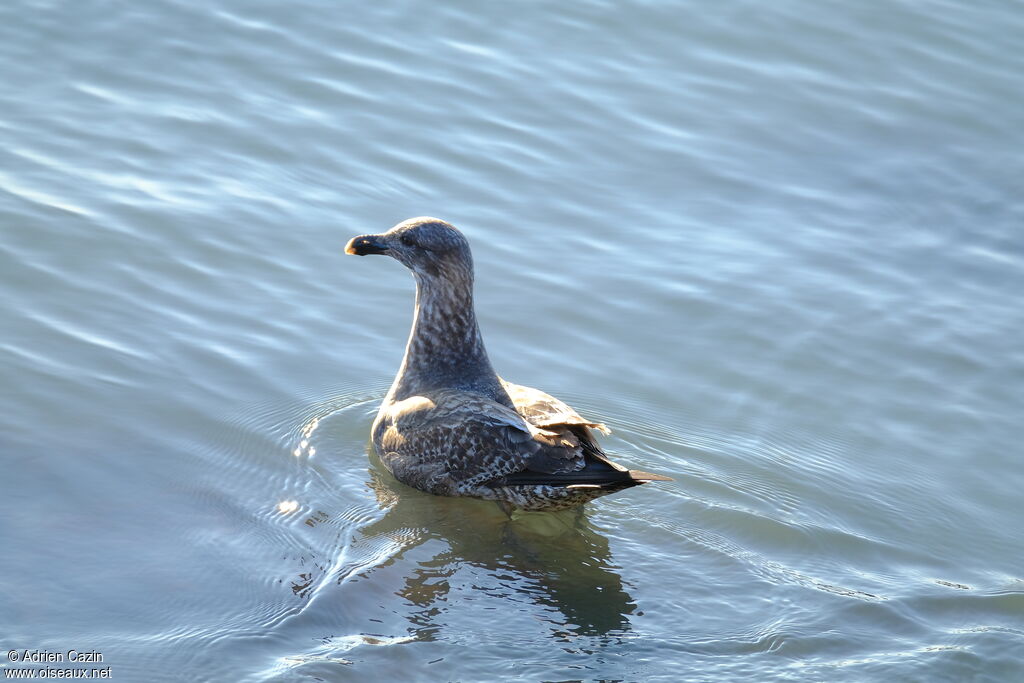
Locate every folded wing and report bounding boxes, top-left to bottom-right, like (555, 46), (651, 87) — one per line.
(375, 383), (669, 499)
(375, 389), (586, 496)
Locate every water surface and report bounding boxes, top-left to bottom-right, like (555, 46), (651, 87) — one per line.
(2, 1), (1023, 681)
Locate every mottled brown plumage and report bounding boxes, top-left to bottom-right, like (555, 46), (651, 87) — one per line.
(345, 217), (670, 511)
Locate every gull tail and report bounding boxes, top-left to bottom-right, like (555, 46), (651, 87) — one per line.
(625, 468), (673, 483)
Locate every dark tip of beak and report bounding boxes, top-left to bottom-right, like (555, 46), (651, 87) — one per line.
(345, 234), (389, 256)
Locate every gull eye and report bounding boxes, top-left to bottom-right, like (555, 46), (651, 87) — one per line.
(400, 234), (415, 247)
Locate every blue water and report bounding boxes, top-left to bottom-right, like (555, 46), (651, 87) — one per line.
(2, 1), (1023, 680)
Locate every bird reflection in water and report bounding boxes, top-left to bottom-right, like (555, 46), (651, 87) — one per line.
(364, 455), (636, 638)
(295, 450), (637, 641)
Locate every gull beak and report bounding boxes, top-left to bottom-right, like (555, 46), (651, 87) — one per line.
(345, 234), (389, 256)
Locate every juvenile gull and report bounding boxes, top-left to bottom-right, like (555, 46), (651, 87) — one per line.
(345, 217), (670, 511)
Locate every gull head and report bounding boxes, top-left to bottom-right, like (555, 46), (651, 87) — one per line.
(345, 217), (473, 279)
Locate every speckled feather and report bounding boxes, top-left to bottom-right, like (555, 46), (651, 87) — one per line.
(347, 217), (669, 511)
